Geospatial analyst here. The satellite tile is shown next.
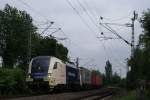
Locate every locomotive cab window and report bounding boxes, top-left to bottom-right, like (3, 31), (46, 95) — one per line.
(31, 57), (50, 73)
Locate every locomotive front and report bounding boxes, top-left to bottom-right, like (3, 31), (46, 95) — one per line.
(26, 56), (54, 91)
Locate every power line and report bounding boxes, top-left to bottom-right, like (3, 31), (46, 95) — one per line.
(40, 22), (54, 35)
(100, 23), (132, 46)
(81, 0), (132, 69)
(66, 0), (110, 60)
(99, 23), (132, 66)
(65, 0), (96, 34)
(18, 0), (50, 21)
(106, 41), (128, 68)
(75, 0), (113, 61)
(100, 22), (131, 27)
(19, 0), (112, 67)
(76, 0), (98, 28)
(98, 32), (127, 68)
(100, 12), (132, 21)
(81, 0), (98, 21)
(99, 11), (138, 72)
(49, 28), (61, 36)
(85, 0), (131, 62)
(18, 0), (84, 58)
(76, 0), (102, 33)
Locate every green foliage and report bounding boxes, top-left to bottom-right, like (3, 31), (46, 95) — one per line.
(56, 43), (69, 62)
(0, 4), (37, 67)
(114, 91), (136, 100)
(0, 68), (28, 95)
(111, 72), (121, 86)
(91, 70), (101, 75)
(103, 60), (123, 87)
(32, 36), (69, 62)
(127, 9), (150, 89)
(104, 60), (112, 85)
(0, 4), (69, 70)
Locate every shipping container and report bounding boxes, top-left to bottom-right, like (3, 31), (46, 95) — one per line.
(91, 71), (102, 87)
(95, 75), (102, 86)
(91, 72), (96, 86)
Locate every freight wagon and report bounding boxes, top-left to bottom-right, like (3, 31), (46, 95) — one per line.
(26, 56), (102, 92)
(79, 67), (91, 89)
(91, 71), (102, 88)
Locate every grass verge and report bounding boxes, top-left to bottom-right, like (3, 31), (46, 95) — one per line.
(113, 91), (136, 100)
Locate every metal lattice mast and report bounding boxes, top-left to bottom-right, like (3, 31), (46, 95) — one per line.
(131, 11), (138, 58)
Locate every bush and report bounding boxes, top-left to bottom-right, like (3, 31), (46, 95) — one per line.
(0, 68), (28, 95)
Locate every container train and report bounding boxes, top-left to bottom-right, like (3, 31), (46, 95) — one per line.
(26, 56), (102, 91)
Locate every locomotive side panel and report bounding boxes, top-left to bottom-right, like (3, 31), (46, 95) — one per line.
(66, 65), (80, 85)
(51, 62), (66, 86)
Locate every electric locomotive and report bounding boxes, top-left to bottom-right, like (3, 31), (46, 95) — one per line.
(26, 56), (80, 91)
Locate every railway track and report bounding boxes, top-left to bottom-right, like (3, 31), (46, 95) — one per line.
(73, 93), (112, 100)
(7, 87), (118, 100)
(71, 89), (113, 100)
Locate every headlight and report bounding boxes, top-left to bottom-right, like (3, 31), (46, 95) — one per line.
(28, 74), (31, 78)
(48, 73), (51, 78)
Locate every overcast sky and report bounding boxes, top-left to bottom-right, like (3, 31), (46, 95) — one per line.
(1, 0), (150, 77)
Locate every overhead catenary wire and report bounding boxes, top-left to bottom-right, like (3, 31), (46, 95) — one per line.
(76, 0), (102, 33)
(100, 24), (132, 66)
(97, 32), (127, 68)
(77, 0), (130, 49)
(65, 0), (97, 34)
(17, 0), (125, 70)
(76, 0), (121, 62)
(85, 0), (132, 69)
(97, 35), (127, 69)
(40, 22), (54, 35)
(18, 0), (50, 22)
(18, 0), (103, 54)
(99, 24), (131, 68)
(79, 0), (130, 70)
(67, 0), (109, 59)
(100, 22), (132, 27)
(98, 11), (134, 69)
(81, 0), (98, 20)
(66, 0), (110, 64)
(17, 0), (69, 41)
(100, 12), (132, 22)
(14, 0), (87, 62)
(100, 23), (132, 46)
(109, 41), (128, 68)
(105, 24), (132, 45)
(66, 0), (110, 60)
(105, 39), (128, 68)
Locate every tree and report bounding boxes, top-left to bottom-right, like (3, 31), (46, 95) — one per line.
(32, 36), (69, 62)
(139, 9), (150, 81)
(56, 43), (69, 62)
(111, 72), (121, 86)
(0, 4), (37, 67)
(105, 60), (112, 85)
(127, 9), (150, 88)
(0, 4), (69, 68)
